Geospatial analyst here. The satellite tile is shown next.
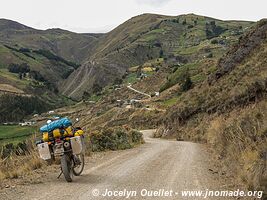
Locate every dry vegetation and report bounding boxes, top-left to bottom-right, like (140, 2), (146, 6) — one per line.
(0, 138), (45, 184)
(207, 102), (267, 192)
(0, 127), (143, 185)
(157, 19), (267, 195)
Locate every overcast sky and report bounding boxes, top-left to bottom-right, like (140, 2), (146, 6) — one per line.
(0, 0), (266, 33)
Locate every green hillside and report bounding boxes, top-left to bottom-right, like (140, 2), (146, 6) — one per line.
(0, 19), (102, 63)
(160, 19), (267, 192)
(62, 14), (254, 100)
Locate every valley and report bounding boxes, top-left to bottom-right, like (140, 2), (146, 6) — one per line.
(0, 13), (266, 199)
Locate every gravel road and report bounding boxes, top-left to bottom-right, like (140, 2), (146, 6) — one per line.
(0, 130), (231, 200)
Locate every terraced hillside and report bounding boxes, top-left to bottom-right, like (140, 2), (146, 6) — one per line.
(62, 14), (253, 100)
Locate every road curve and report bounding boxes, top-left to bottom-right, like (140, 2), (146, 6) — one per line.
(1, 130), (229, 200)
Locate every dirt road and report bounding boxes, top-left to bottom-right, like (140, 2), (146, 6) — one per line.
(1, 130), (230, 200)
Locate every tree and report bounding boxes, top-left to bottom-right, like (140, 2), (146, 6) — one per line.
(29, 71), (46, 82)
(159, 49), (164, 58)
(8, 63), (30, 74)
(113, 78), (123, 85)
(82, 91), (90, 100)
(92, 83), (102, 95)
(19, 72), (22, 79)
(181, 75), (193, 92)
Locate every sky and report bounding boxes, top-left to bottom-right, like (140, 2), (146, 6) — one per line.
(0, 0), (266, 33)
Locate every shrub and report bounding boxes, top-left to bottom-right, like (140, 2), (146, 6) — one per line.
(181, 75), (193, 92)
(207, 53), (213, 58)
(90, 127), (143, 152)
(8, 63), (30, 74)
(211, 39), (218, 44)
(159, 49), (164, 58)
(29, 70), (46, 82)
(187, 25), (194, 29)
(206, 21), (226, 39)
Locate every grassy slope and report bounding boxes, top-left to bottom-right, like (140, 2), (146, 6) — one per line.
(0, 20), (101, 112)
(0, 44), (76, 122)
(62, 14), (253, 100)
(0, 42), (82, 93)
(0, 19), (101, 63)
(0, 125), (36, 144)
(159, 20), (267, 192)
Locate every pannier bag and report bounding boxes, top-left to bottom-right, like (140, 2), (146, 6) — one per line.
(74, 129), (84, 137)
(40, 117), (72, 133)
(42, 126), (73, 142)
(37, 142), (51, 160)
(70, 136), (84, 155)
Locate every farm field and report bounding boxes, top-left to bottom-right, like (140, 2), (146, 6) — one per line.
(0, 125), (37, 144)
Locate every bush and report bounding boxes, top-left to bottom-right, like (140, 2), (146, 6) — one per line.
(92, 83), (103, 95)
(206, 21), (226, 39)
(90, 127), (143, 152)
(159, 49), (164, 58)
(207, 53), (213, 58)
(1, 142), (30, 159)
(29, 70), (46, 82)
(211, 39), (218, 44)
(187, 25), (194, 29)
(8, 63), (30, 74)
(181, 75), (193, 92)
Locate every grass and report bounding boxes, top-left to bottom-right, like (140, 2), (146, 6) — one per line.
(124, 73), (138, 84)
(162, 97), (179, 107)
(191, 74), (206, 82)
(0, 149), (45, 180)
(0, 125), (37, 144)
(0, 69), (30, 89)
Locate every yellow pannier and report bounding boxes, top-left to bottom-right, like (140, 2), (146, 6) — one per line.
(42, 126), (73, 141)
(64, 126), (73, 137)
(52, 129), (61, 138)
(74, 129), (84, 137)
(43, 132), (49, 142)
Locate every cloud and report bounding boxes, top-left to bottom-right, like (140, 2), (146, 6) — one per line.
(134, 0), (172, 7)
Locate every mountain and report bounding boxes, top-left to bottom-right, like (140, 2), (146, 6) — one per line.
(0, 19), (105, 121)
(0, 19), (103, 63)
(0, 14), (254, 121)
(61, 14), (254, 100)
